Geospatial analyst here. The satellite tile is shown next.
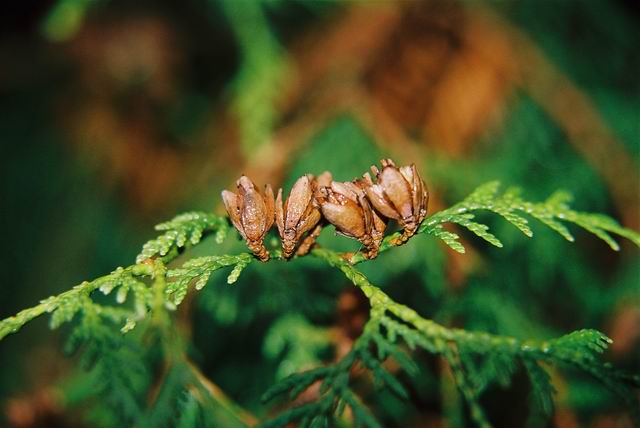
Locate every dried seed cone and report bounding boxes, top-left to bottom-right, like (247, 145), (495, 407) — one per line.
(221, 176), (275, 261)
(275, 174), (326, 258)
(362, 159), (429, 243)
(316, 180), (386, 259)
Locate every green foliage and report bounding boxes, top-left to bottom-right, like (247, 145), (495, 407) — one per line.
(0, 263), (152, 341)
(137, 212), (229, 263)
(68, 322), (151, 426)
(0, 211), (240, 341)
(426, 181), (639, 252)
(351, 181), (639, 263)
(41, 0), (95, 42)
(262, 248), (639, 427)
(263, 314), (331, 379)
(218, 0), (290, 155)
(166, 254), (253, 305)
(1, 183), (638, 427)
(523, 359), (555, 416)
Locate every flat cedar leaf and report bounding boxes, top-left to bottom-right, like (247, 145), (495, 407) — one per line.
(261, 367), (329, 403)
(430, 226), (466, 253)
(414, 182), (639, 261)
(341, 390), (382, 428)
(137, 212), (228, 263)
(549, 329), (612, 357)
(166, 254), (252, 305)
(448, 214), (503, 247)
(523, 359), (556, 417)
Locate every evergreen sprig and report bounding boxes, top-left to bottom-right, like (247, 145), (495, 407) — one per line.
(0, 250), (253, 339)
(261, 317), (394, 428)
(352, 182), (640, 262)
(0, 263), (155, 340)
(67, 320), (150, 425)
(166, 254), (253, 305)
(136, 211), (229, 263)
(259, 249), (638, 427)
(426, 181), (640, 252)
(0, 182), (638, 427)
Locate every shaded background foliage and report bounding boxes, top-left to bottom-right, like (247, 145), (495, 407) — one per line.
(0, 0), (638, 426)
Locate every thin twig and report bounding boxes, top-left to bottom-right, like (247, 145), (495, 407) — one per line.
(185, 359), (259, 427)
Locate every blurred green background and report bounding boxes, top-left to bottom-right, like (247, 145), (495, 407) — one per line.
(0, 0), (638, 426)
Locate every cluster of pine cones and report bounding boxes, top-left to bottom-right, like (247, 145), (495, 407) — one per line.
(221, 159), (429, 261)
